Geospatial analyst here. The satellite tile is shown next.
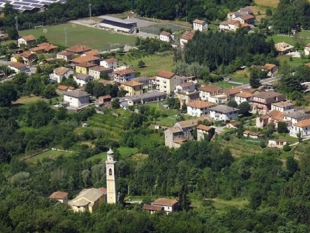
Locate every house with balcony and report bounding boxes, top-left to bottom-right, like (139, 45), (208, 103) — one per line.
(114, 69), (135, 83)
(209, 105), (239, 121)
(88, 66), (112, 80)
(156, 70), (183, 94)
(290, 119), (310, 137)
(198, 85), (223, 101)
(49, 67), (73, 83)
(121, 80), (143, 96)
(271, 101), (294, 113)
(251, 91), (285, 114)
(187, 100), (215, 117)
(75, 62), (97, 74)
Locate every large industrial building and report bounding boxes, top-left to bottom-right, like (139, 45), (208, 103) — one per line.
(0, 0), (66, 12)
(98, 16), (137, 34)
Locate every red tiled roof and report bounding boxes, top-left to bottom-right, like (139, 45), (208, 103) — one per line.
(9, 62), (26, 68)
(104, 57), (117, 63)
(187, 100), (215, 109)
(122, 80), (143, 87)
(66, 45), (91, 53)
(193, 19), (205, 24)
(157, 70), (175, 79)
(49, 191), (68, 199)
(152, 198), (178, 206)
(295, 119), (310, 127)
(21, 35), (36, 41)
(181, 31), (194, 41)
(142, 204), (163, 211)
(197, 124), (212, 131)
(114, 69), (135, 75)
(199, 85), (222, 93)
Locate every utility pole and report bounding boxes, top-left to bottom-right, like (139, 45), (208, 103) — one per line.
(64, 27), (67, 46)
(15, 16), (18, 31)
(89, 4), (92, 20)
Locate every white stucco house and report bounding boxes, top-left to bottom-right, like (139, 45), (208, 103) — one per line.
(271, 101), (295, 113)
(187, 100), (215, 117)
(193, 19), (208, 31)
(151, 198), (178, 214)
(50, 67), (74, 83)
(63, 90), (90, 108)
(209, 105), (239, 121)
(17, 35), (36, 47)
(100, 58), (118, 69)
(290, 119), (310, 137)
(235, 92), (253, 105)
(73, 73), (93, 86)
(159, 31), (173, 43)
(198, 85), (223, 101)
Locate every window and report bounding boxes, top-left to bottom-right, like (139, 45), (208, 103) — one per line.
(109, 168), (112, 175)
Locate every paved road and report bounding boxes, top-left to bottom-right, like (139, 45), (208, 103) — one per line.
(241, 75), (281, 88)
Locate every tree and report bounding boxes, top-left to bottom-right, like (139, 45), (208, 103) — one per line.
(277, 122), (289, 134)
(286, 156), (298, 176)
(112, 98), (119, 109)
(0, 83), (18, 107)
(42, 85), (57, 99)
(228, 99), (238, 108)
(7, 27), (19, 40)
(37, 35), (48, 44)
(178, 183), (191, 211)
(249, 69), (261, 88)
(138, 60), (145, 68)
(297, 132), (303, 142)
(238, 102), (251, 116)
(266, 8), (272, 16)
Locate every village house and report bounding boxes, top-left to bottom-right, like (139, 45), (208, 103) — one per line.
(235, 14), (255, 24)
(20, 51), (37, 65)
(226, 121), (242, 129)
(57, 50), (74, 61)
(164, 116), (210, 148)
(268, 139), (288, 148)
(69, 188), (107, 213)
(57, 85), (75, 93)
(151, 198), (179, 214)
(71, 55), (100, 66)
(256, 109), (285, 128)
(49, 67), (73, 83)
(100, 58), (118, 69)
(49, 191), (69, 204)
(159, 31), (173, 43)
(283, 109), (310, 126)
(175, 82), (196, 93)
(142, 204), (163, 214)
(114, 69), (135, 83)
(120, 92), (167, 108)
(290, 119), (310, 138)
(83, 49), (101, 58)
(199, 85), (223, 101)
(30, 42), (58, 54)
(252, 63), (278, 77)
(10, 54), (22, 63)
(209, 105), (239, 121)
(75, 62), (97, 74)
(243, 130), (264, 139)
(8, 62), (28, 73)
(156, 70), (181, 94)
(131, 77), (153, 90)
(121, 80), (143, 96)
(96, 95), (112, 107)
(239, 7), (254, 15)
(223, 86), (247, 100)
(187, 100), (215, 117)
(180, 31), (195, 48)
(219, 20), (241, 31)
(63, 90), (90, 108)
(274, 42), (294, 54)
(73, 73), (93, 86)
(88, 66), (112, 80)
(66, 45), (91, 55)
(193, 19), (208, 31)
(196, 124), (215, 141)
(208, 94), (227, 104)
(177, 91), (200, 108)
(17, 35), (36, 47)
(251, 91), (285, 113)
(271, 101), (295, 113)
(235, 92), (253, 105)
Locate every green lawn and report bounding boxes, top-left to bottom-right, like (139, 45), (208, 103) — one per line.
(13, 96), (43, 105)
(122, 53), (174, 77)
(19, 23), (136, 49)
(277, 56), (307, 67)
(87, 152), (107, 162)
(117, 146), (139, 158)
(26, 149), (74, 164)
(213, 81), (237, 89)
(207, 198), (248, 213)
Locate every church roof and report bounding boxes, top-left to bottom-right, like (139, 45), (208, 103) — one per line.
(107, 148), (114, 154)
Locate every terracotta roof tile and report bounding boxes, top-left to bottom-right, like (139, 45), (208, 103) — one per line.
(142, 204), (163, 211)
(152, 198), (178, 206)
(187, 100), (215, 109)
(235, 92), (253, 98)
(114, 69), (135, 75)
(49, 191), (68, 199)
(157, 70), (175, 79)
(193, 19), (205, 24)
(181, 31), (195, 41)
(104, 57), (117, 63)
(197, 124), (212, 131)
(66, 45), (91, 53)
(199, 85), (222, 93)
(122, 80), (143, 87)
(21, 35), (36, 41)
(54, 67), (70, 75)
(295, 119), (310, 127)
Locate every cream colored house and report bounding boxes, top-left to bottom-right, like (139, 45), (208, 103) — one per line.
(121, 80), (143, 96)
(101, 58), (118, 69)
(17, 35), (36, 47)
(151, 198), (178, 214)
(69, 188), (107, 213)
(49, 191), (68, 204)
(63, 90), (90, 108)
(49, 67), (73, 83)
(156, 70), (183, 94)
(88, 66), (112, 80)
(193, 19), (208, 31)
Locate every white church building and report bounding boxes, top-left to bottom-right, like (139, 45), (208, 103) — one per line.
(105, 148), (117, 204)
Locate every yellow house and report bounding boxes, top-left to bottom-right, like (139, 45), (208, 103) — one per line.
(11, 54), (21, 63)
(69, 188), (107, 213)
(121, 80), (143, 96)
(75, 62), (96, 74)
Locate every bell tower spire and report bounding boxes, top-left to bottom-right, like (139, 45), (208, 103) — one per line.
(105, 147), (116, 204)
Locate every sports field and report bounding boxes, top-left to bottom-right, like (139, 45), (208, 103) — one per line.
(19, 23), (136, 50)
(140, 23), (190, 35)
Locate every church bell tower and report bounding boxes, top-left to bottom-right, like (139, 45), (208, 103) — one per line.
(105, 148), (117, 204)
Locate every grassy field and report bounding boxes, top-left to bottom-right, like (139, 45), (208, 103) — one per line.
(26, 149), (74, 164)
(208, 198), (248, 213)
(118, 146), (139, 159)
(254, 0), (279, 7)
(87, 152), (107, 162)
(124, 53), (174, 76)
(19, 23), (136, 49)
(277, 56), (307, 67)
(13, 96), (43, 105)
